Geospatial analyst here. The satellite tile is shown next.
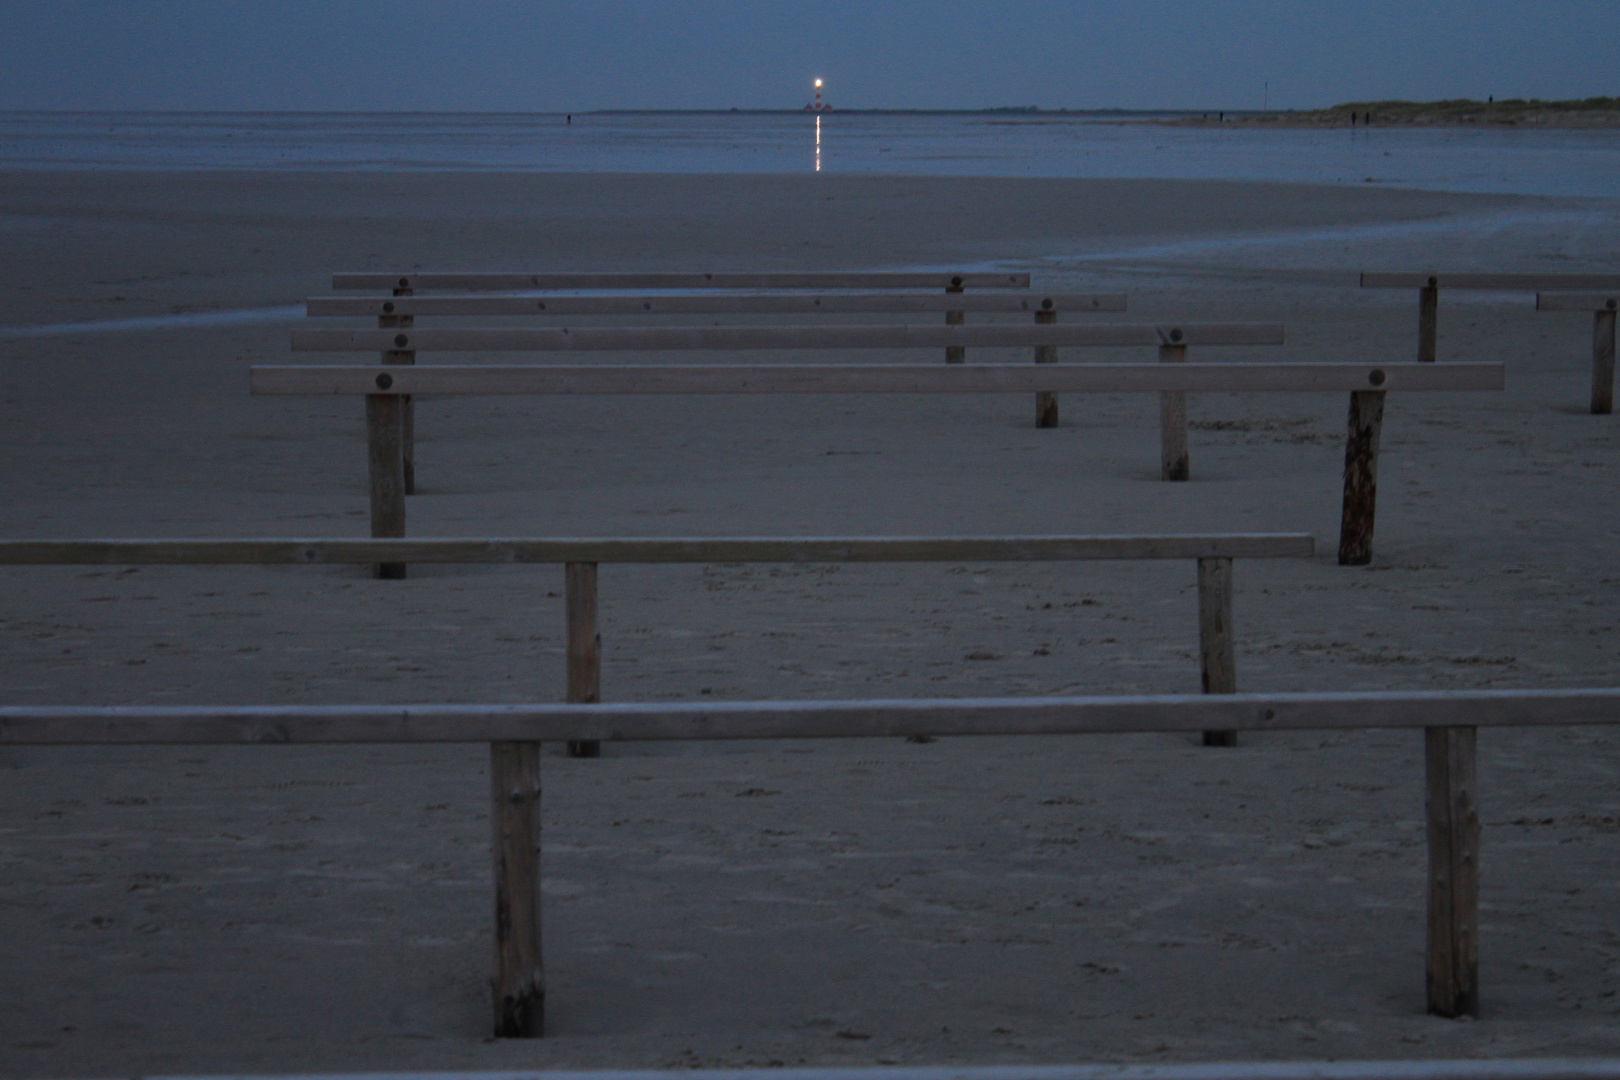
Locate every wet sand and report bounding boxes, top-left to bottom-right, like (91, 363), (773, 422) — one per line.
(2, 170), (1620, 1077)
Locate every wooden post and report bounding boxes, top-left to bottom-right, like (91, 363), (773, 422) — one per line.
(1337, 389), (1385, 565)
(1418, 278), (1438, 363)
(1591, 304), (1616, 415)
(944, 279), (965, 364)
(1426, 725), (1479, 1018)
(1197, 556), (1237, 747)
(379, 286), (416, 495)
(365, 394), (406, 579)
(1034, 307), (1059, 427)
(1159, 342), (1189, 481)
(490, 739), (544, 1036)
(565, 562), (602, 759)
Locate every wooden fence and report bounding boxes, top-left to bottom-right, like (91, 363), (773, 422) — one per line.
(0, 531), (1311, 1031)
(0, 532), (1309, 754)
(1361, 272), (1620, 412)
(252, 345), (1502, 568)
(291, 319), (1279, 472)
(331, 271), (1033, 383)
(310, 291), (1129, 484)
(8, 678), (1618, 1033)
(284, 319), (1282, 531)
(1537, 292), (1619, 414)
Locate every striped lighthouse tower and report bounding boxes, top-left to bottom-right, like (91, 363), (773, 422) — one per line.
(805, 78), (831, 112)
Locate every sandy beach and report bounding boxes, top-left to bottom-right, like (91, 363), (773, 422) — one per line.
(2, 169), (1620, 1077)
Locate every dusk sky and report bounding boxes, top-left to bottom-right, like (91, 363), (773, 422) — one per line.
(2, 0), (1618, 113)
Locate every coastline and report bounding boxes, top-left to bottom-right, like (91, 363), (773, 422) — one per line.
(1164, 97), (1620, 129)
(1166, 110), (1620, 129)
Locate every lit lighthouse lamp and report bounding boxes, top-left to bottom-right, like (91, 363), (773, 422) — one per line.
(804, 78), (832, 112)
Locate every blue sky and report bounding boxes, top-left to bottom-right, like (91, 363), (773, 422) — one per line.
(2, 0), (1617, 112)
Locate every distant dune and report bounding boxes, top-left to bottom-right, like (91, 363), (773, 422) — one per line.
(1171, 96), (1620, 128)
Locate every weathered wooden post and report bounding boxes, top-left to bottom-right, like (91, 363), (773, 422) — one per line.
(565, 562), (602, 759)
(1197, 556), (1237, 747)
(1034, 301), (1059, 427)
(1592, 300), (1616, 415)
(1337, 383), (1386, 565)
(1159, 330), (1189, 481)
(945, 277), (965, 364)
(1418, 276), (1439, 363)
(379, 281), (417, 494)
(1426, 725), (1479, 1018)
(365, 381), (406, 579)
(490, 738), (544, 1036)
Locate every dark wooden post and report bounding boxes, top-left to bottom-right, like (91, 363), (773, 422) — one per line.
(944, 278), (965, 364)
(1337, 388), (1386, 565)
(1426, 725), (1479, 1018)
(1159, 339), (1189, 481)
(1197, 556), (1237, 747)
(1591, 302), (1616, 415)
(1418, 277), (1439, 363)
(379, 284), (417, 494)
(365, 392), (406, 579)
(1034, 304), (1059, 427)
(490, 739), (544, 1036)
(565, 562), (602, 759)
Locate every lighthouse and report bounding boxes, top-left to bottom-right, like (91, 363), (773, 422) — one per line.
(804, 78), (831, 112)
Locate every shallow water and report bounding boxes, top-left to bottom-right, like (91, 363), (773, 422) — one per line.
(3, 110), (1619, 199)
(0, 304), (304, 338)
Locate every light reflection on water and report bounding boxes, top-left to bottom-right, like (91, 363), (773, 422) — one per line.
(1, 111), (1618, 198)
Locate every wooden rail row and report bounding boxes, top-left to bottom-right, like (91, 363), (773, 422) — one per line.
(0, 534), (1312, 565)
(1361, 272), (1620, 412)
(332, 272), (1032, 291)
(306, 320), (1258, 459)
(250, 361), (1504, 568)
(290, 323), (1280, 352)
(10, 685), (1615, 1031)
(3, 686), (1612, 744)
(125, 1059), (1620, 1080)
(323, 291), (1127, 484)
(255, 362), (1490, 396)
(0, 531), (1310, 1031)
(308, 292), (1128, 318)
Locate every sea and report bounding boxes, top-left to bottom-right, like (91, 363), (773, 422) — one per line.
(1, 110), (1618, 200)
(3, 109), (1617, 338)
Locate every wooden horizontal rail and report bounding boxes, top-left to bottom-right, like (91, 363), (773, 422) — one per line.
(333, 272), (1032, 291)
(3, 687), (1618, 745)
(252, 362), (1504, 397)
(1537, 292), (1620, 312)
(0, 534), (1315, 566)
(291, 323), (1284, 353)
(1362, 272), (1620, 291)
(1375, 275), (1615, 413)
(308, 293), (1128, 318)
(135, 1061), (1620, 1080)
